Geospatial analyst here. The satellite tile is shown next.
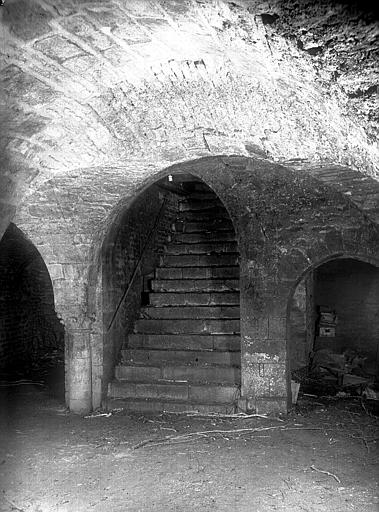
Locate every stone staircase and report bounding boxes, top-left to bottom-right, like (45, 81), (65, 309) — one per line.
(108, 182), (241, 413)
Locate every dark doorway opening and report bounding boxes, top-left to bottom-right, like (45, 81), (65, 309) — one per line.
(0, 224), (64, 400)
(289, 258), (379, 405)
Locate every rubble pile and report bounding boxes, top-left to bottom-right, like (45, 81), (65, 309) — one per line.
(292, 348), (378, 399)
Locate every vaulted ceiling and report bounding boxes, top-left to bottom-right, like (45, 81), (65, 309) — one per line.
(0, 0), (378, 236)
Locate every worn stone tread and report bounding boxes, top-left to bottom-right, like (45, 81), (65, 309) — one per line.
(115, 364), (241, 384)
(134, 317), (240, 334)
(173, 220), (234, 233)
(106, 398), (238, 414)
(140, 305), (240, 319)
(164, 241), (238, 255)
(172, 231), (236, 243)
(155, 266), (239, 280)
(151, 278), (239, 292)
(109, 380), (239, 403)
(127, 334), (241, 351)
(122, 348), (241, 366)
(150, 291), (240, 306)
(161, 253), (239, 267)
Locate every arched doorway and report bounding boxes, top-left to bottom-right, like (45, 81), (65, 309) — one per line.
(103, 173), (241, 413)
(0, 223), (64, 393)
(288, 257), (379, 399)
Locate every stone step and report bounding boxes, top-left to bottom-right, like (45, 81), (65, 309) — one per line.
(177, 207), (230, 221)
(164, 241), (238, 255)
(127, 334), (241, 351)
(150, 292), (239, 306)
(109, 380), (239, 404)
(161, 253), (239, 267)
(106, 398), (238, 415)
(155, 266), (239, 280)
(151, 279), (239, 293)
(134, 318), (240, 334)
(179, 199), (222, 211)
(178, 192), (218, 201)
(140, 305), (240, 319)
(173, 220), (233, 233)
(115, 364), (240, 384)
(122, 348), (240, 366)
(172, 231), (236, 243)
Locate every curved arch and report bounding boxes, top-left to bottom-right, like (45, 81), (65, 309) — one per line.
(149, 156), (244, 238)
(87, 159), (242, 409)
(1, 222), (57, 305)
(87, 155), (246, 315)
(286, 252), (379, 309)
(0, 213), (16, 246)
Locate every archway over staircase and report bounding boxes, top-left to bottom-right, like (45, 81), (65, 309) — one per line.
(103, 173), (241, 413)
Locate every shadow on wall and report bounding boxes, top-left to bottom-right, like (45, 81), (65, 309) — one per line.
(101, 178), (181, 398)
(0, 223), (64, 379)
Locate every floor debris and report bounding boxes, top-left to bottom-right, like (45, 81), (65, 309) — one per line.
(310, 464), (341, 483)
(84, 412), (112, 419)
(132, 425), (323, 449)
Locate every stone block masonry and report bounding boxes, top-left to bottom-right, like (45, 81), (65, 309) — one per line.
(9, 153), (379, 414)
(1, 0), (378, 413)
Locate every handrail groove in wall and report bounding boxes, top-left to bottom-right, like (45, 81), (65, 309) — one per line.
(107, 195), (168, 332)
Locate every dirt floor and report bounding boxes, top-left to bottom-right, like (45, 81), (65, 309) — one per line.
(0, 368), (378, 512)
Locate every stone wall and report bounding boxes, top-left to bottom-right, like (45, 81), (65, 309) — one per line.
(8, 155), (379, 413)
(288, 281), (308, 370)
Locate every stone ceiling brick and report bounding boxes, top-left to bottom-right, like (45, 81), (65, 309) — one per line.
(58, 15), (113, 51)
(33, 34), (86, 63)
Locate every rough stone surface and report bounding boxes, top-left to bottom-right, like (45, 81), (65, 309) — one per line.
(258, 0), (379, 142)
